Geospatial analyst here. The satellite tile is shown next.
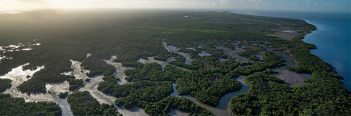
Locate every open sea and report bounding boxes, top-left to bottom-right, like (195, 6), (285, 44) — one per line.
(233, 10), (351, 90)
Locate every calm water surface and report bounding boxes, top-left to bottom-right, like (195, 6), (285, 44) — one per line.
(234, 10), (351, 90)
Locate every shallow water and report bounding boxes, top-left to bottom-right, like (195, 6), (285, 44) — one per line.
(216, 76), (248, 110)
(58, 98), (74, 116)
(184, 96), (230, 116)
(162, 42), (192, 64)
(170, 83), (179, 96)
(79, 75), (116, 105)
(104, 56), (131, 85)
(168, 109), (190, 116)
(182, 76), (248, 116)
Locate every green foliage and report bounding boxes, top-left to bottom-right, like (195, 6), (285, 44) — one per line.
(235, 52), (283, 75)
(68, 91), (120, 116)
(289, 43), (333, 74)
(0, 79), (11, 93)
(239, 49), (258, 61)
(82, 56), (115, 77)
(0, 94), (61, 116)
(125, 63), (175, 81)
(0, 10), (349, 116)
(59, 92), (69, 99)
(231, 44), (351, 115)
(113, 81), (173, 108)
(144, 97), (212, 115)
(67, 76), (84, 91)
(174, 57), (242, 106)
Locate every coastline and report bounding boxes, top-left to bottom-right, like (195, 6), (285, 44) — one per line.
(303, 19), (350, 91)
(240, 8), (351, 91)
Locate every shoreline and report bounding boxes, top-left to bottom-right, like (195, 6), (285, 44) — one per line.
(302, 19), (350, 91)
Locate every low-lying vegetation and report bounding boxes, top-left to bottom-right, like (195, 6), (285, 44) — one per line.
(0, 94), (61, 115)
(0, 10), (349, 115)
(68, 91), (120, 116)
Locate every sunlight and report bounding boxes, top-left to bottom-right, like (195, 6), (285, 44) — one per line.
(0, 0), (45, 13)
(0, 0), (160, 12)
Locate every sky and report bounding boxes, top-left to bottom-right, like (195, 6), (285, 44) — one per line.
(0, 0), (350, 13)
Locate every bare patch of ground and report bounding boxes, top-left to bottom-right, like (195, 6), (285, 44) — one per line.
(138, 57), (191, 72)
(86, 53), (92, 58)
(67, 55), (150, 115)
(70, 60), (90, 81)
(269, 27), (298, 40)
(0, 40), (41, 54)
(274, 67), (311, 86)
(271, 31), (297, 40)
(162, 42), (192, 65)
(104, 56), (132, 85)
(0, 55), (6, 63)
(116, 106), (149, 116)
(45, 81), (70, 94)
(0, 41), (40, 63)
(46, 81), (73, 116)
(67, 57), (116, 105)
(0, 63), (74, 116)
(0, 63), (52, 102)
(199, 51), (212, 57)
(79, 75), (116, 105)
(272, 51), (311, 86)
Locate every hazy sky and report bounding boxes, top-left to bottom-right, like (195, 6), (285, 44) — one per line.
(1, 0), (350, 13)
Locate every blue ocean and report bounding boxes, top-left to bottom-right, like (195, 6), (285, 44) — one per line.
(234, 10), (351, 90)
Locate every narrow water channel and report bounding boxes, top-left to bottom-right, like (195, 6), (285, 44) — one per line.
(172, 75), (249, 116)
